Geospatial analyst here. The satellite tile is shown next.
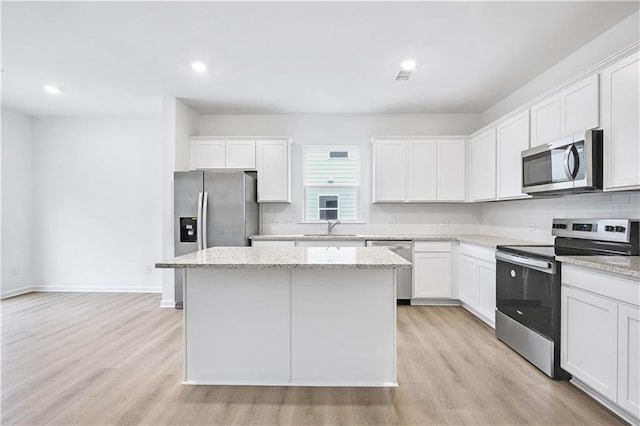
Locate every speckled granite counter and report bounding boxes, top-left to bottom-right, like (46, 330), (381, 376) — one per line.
(556, 255), (640, 279)
(156, 246), (411, 269)
(250, 233), (541, 248)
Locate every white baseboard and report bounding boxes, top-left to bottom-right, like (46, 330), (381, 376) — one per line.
(570, 378), (639, 425)
(410, 298), (461, 306)
(460, 302), (496, 329)
(159, 299), (176, 308)
(1, 286), (34, 300)
(31, 286), (162, 294)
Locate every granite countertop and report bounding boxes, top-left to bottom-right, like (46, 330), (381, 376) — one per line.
(250, 233), (541, 248)
(156, 246), (412, 270)
(556, 255), (640, 279)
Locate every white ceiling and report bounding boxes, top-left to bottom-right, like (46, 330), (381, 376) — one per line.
(2, 1), (638, 116)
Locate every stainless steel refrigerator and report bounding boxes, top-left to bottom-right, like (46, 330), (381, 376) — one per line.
(174, 171), (259, 308)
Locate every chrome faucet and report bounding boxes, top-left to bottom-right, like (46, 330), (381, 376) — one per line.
(327, 219), (341, 235)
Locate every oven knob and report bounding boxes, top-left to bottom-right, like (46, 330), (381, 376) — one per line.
(605, 225), (615, 232)
(615, 226), (626, 232)
(510, 270), (516, 278)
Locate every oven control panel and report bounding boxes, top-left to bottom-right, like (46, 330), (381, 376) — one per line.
(552, 218), (638, 243)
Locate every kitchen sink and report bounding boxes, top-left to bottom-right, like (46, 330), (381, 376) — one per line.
(303, 233), (358, 237)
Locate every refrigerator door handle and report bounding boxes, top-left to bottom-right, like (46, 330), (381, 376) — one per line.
(197, 192), (203, 251)
(202, 192), (209, 249)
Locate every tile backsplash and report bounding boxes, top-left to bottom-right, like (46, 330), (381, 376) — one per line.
(260, 191), (640, 243)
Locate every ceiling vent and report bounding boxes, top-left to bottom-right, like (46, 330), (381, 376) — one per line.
(395, 69), (412, 81)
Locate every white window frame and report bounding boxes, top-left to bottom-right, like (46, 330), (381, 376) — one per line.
(303, 146), (361, 223)
(317, 194), (340, 220)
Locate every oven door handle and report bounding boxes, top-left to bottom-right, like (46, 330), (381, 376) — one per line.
(496, 251), (556, 274)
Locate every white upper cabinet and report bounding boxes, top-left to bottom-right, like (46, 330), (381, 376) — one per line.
(190, 139), (226, 169)
(470, 128), (497, 201)
(373, 138), (465, 203)
(560, 73), (599, 136)
(407, 139), (437, 201)
(189, 138), (256, 170)
(529, 74), (599, 147)
(225, 140), (256, 169)
(437, 139), (466, 201)
(530, 93), (561, 147)
(601, 52), (640, 191)
(256, 139), (291, 203)
(374, 139), (407, 202)
(496, 110), (530, 200)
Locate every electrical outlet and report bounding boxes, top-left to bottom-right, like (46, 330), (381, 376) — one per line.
(10, 266), (18, 276)
(145, 264), (152, 273)
(440, 220), (451, 228)
(387, 220), (397, 227)
(272, 220), (281, 226)
(287, 220), (296, 226)
(528, 223), (536, 232)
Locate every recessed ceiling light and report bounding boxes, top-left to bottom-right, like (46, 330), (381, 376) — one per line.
(400, 60), (417, 71)
(191, 61), (207, 73)
(43, 85), (62, 95)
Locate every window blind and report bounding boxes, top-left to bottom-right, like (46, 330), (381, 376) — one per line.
(303, 147), (360, 221)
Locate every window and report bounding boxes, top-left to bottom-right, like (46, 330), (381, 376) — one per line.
(304, 147), (359, 222)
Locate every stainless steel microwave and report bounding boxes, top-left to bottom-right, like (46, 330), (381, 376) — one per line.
(521, 129), (602, 195)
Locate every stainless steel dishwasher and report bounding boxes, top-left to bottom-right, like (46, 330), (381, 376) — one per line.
(365, 240), (412, 302)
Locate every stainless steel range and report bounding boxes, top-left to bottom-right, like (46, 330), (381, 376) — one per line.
(495, 218), (639, 379)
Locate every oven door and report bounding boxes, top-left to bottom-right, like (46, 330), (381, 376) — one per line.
(521, 136), (576, 194)
(495, 251), (560, 340)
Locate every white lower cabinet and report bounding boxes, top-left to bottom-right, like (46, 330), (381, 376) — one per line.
(561, 286), (618, 401)
(618, 304), (640, 418)
(476, 260), (497, 321)
(412, 242), (452, 299)
(458, 243), (496, 327)
(460, 255), (477, 304)
(561, 264), (640, 423)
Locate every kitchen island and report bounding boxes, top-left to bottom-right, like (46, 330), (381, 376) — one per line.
(156, 246), (410, 387)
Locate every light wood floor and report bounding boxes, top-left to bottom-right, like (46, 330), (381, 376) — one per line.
(1, 292), (624, 425)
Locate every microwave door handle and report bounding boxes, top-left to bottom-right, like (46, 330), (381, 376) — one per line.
(570, 144), (580, 178)
(563, 145), (574, 180)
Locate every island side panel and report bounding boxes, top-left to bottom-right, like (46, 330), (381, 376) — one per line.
(184, 268), (291, 385)
(290, 268), (397, 386)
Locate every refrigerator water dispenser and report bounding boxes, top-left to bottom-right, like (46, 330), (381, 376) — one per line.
(180, 217), (198, 243)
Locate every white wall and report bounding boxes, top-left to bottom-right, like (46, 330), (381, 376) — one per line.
(32, 116), (163, 292)
(160, 97), (200, 307)
(475, 11), (640, 241)
(480, 192), (640, 243)
(198, 113), (483, 235)
(481, 11), (640, 126)
(1, 108), (34, 298)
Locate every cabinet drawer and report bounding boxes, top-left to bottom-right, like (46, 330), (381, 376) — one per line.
(459, 243), (496, 263)
(563, 265), (640, 307)
(251, 240), (296, 248)
(414, 241), (451, 252)
(297, 240), (365, 248)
